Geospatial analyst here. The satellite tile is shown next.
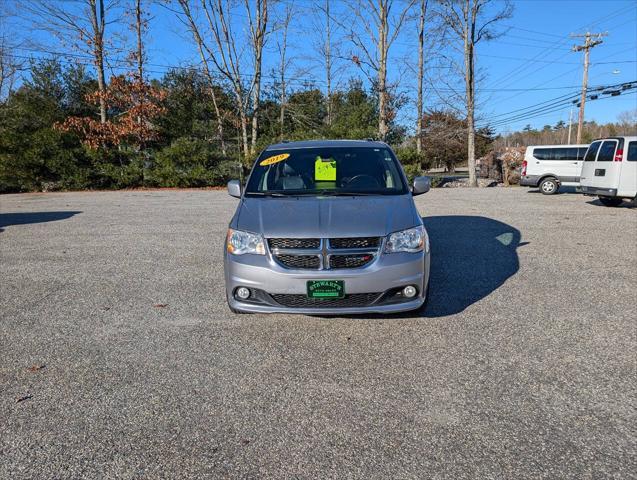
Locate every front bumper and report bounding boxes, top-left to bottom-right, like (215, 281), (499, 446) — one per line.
(224, 250), (430, 314)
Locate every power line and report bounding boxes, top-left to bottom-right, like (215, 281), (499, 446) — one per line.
(480, 42), (635, 110)
(490, 90), (636, 131)
(485, 87), (636, 130)
(4, 49), (333, 89)
(477, 80), (636, 128)
(484, 4), (635, 91)
(485, 91), (580, 121)
(9, 46), (629, 95)
(483, 97), (581, 128)
(484, 79), (634, 123)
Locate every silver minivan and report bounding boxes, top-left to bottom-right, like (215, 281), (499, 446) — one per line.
(223, 140), (431, 314)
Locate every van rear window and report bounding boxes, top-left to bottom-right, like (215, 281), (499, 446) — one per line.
(596, 141), (617, 162)
(627, 142), (637, 161)
(584, 142), (601, 161)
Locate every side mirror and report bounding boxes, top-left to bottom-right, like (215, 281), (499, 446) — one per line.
(227, 179), (242, 198)
(412, 176), (431, 196)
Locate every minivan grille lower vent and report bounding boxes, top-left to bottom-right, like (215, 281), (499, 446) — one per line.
(271, 293), (381, 308)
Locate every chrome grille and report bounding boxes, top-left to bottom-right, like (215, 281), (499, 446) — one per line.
(268, 238), (320, 249)
(275, 254), (320, 270)
(329, 237), (380, 249)
(268, 237), (380, 270)
(271, 293), (381, 308)
(329, 254), (374, 269)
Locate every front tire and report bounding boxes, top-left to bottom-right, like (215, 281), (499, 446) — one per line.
(598, 196), (623, 207)
(539, 177), (559, 195)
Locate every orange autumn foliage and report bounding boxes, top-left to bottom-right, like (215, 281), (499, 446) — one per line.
(56, 75), (166, 149)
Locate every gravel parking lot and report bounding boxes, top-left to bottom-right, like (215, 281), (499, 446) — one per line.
(1, 187), (635, 479)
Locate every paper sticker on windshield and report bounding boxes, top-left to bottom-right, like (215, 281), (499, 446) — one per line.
(260, 153), (290, 166)
(315, 157), (336, 181)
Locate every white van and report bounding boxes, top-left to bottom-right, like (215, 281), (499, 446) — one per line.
(520, 144), (589, 194)
(580, 136), (637, 206)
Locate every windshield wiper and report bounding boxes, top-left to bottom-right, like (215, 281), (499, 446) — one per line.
(245, 191), (288, 197)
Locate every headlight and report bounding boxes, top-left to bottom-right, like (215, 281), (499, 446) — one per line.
(384, 225), (428, 253)
(226, 229), (265, 255)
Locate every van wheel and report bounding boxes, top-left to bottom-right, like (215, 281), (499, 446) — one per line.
(598, 196), (623, 207)
(539, 177), (558, 195)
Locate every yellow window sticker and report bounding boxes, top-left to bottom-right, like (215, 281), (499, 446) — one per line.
(260, 153), (290, 166)
(315, 156), (337, 181)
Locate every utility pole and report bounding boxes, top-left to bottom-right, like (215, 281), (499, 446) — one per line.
(571, 31), (607, 143)
(567, 107), (573, 144)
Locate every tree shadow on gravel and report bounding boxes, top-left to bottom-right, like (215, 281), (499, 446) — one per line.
(0, 211), (81, 232)
(421, 215), (524, 318)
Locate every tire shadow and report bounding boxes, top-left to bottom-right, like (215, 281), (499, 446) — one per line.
(526, 186), (579, 194)
(585, 199), (635, 208)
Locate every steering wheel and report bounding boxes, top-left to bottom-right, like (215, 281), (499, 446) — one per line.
(300, 173), (315, 188)
(343, 174), (382, 189)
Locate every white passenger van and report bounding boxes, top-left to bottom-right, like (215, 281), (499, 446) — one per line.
(580, 136), (637, 206)
(520, 144), (589, 194)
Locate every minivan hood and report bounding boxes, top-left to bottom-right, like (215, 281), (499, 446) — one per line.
(234, 195), (421, 238)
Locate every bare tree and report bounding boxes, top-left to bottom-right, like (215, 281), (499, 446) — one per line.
(177, 0), (268, 159)
(24, 0), (118, 124)
(343, 0), (415, 141)
(91, 0), (108, 123)
(247, 0), (268, 154)
(314, 0), (336, 126)
(203, 0), (249, 158)
(175, 0), (227, 155)
(617, 109), (637, 134)
(437, 0), (512, 186)
(0, 5), (24, 101)
(130, 0), (146, 143)
(0, 36), (22, 101)
(416, 0), (428, 153)
(276, 5), (293, 139)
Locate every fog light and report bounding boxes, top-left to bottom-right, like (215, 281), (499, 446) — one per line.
(236, 287), (251, 300)
(402, 285), (417, 298)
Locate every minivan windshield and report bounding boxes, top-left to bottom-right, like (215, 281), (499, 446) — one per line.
(245, 147), (408, 196)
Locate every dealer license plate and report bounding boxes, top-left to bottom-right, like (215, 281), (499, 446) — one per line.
(307, 280), (345, 299)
